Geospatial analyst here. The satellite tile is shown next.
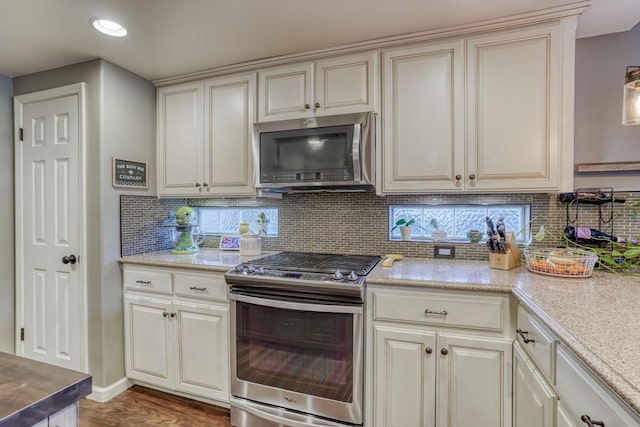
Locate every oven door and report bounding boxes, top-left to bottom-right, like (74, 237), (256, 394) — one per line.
(230, 291), (363, 426)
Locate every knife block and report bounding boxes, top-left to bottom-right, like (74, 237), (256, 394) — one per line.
(489, 232), (521, 270)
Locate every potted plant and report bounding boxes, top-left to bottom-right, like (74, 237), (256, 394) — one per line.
(430, 218), (447, 242)
(391, 218), (423, 241)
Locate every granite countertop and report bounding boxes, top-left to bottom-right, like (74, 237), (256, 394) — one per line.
(367, 257), (640, 416)
(0, 352), (92, 427)
(118, 250), (640, 415)
(119, 248), (276, 272)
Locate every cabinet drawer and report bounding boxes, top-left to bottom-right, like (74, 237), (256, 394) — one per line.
(174, 271), (228, 302)
(556, 344), (640, 426)
(517, 306), (556, 380)
(124, 266), (173, 294)
(372, 290), (506, 332)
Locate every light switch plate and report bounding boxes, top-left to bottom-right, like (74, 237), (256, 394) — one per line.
(434, 245), (456, 258)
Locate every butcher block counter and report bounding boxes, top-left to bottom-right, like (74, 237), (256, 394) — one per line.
(367, 258), (640, 417)
(0, 352), (91, 427)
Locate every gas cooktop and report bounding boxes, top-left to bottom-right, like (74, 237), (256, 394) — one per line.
(224, 252), (381, 301)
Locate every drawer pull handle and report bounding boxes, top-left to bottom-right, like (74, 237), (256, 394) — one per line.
(581, 415), (605, 426)
(424, 309), (448, 316)
(189, 286), (207, 292)
(136, 280), (152, 286)
(516, 328), (536, 344)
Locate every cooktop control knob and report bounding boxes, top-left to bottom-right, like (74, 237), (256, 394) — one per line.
(247, 264), (256, 273)
(333, 270), (344, 281)
(256, 267), (265, 275)
(347, 271), (359, 282)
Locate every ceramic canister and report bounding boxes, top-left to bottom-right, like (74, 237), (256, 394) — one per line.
(240, 233), (262, 256)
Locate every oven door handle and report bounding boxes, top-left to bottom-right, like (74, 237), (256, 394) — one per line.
(229, 292), (363, 314)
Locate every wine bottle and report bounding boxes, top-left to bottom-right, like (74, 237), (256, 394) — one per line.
(564, 226), (619, 244)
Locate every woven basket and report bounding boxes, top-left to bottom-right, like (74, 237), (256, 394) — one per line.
(523, 248), (598, 278)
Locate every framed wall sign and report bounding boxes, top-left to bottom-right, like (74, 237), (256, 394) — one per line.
(112, 158), (148, 189)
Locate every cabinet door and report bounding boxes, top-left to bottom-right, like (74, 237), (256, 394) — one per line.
(436, 333), (512, 427)
(173, 301), (230, 402)
(466, 23), (563, 192)
(381, 41), (465, 193)
(124, 295), (173, 388)
(557, 400), (581, 427)
(373, 325), (436, 427)
(157, 81), (204, 196)
(513, 342), (557, 427)
(48, 403), (79, 427)
(258, 63), (314, 121)
(315, 52), (378, 116)
(204, 72), (256, 196)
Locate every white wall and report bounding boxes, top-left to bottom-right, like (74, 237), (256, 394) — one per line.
(13, 59), (156, 388)
(574, 22), (640, 190)
(0, 74), (14, 353)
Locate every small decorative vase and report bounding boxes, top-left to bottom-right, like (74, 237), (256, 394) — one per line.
(239, 221), (250, 235)
(467, 230), (483, 243)
(400, 226), (413, 241)
(432, 230), (447, 242)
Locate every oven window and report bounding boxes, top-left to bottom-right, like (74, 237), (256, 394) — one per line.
(236, 301), (354, 402)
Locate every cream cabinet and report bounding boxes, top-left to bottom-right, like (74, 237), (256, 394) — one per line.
(157, 72), (256, 197)
(367, 286), (514, 427)
(380, 18), (575, 194)
(123, 265), (230, 404)
(257, 51), (378, 122)
(513, 341), (557, 427)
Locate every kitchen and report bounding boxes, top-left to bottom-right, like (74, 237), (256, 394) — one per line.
(2, 0), (640, 426)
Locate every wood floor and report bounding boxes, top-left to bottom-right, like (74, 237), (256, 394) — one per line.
(79, 386), (231, 426)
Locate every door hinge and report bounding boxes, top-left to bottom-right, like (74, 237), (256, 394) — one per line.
(19, 128), (23, 141)
(20, 328), (24, 341)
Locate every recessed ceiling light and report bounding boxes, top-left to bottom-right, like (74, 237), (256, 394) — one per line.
(90, 18), (127, 37)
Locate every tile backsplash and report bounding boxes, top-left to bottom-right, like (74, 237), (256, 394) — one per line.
(120, 191), (640, 259)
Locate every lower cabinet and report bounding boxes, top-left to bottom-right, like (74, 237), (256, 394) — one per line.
(33, 403), (79, 427)
(368, 286), (514, 427)
(123, 265), (230, 404)
(513, 341), (557, 427)
(515, 304), (640, 427)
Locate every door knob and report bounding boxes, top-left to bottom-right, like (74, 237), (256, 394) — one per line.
(62, 255), (77, 265)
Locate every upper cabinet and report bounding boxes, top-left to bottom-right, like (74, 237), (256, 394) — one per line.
(157, 72), (256, 197)
(257, 51), (379, 122)
(380, 18), (576, 194)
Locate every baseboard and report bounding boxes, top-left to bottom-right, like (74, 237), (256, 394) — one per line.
(86, 377), (133, 402)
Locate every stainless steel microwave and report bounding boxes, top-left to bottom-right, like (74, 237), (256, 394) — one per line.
(253, 112), (375, 192)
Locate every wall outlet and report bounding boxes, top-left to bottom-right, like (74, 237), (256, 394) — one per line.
(434, 245), (456, 258)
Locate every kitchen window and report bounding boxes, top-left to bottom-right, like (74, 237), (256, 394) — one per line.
(389, 204), (530, 243)
(195, 207), (278, 237)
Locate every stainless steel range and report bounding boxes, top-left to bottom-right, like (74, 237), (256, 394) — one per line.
(225, 252), (380, 427)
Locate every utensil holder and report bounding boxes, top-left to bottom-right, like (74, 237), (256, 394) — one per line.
(489, 232), (521, 270)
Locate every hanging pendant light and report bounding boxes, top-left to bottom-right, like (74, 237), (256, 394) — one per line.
(623, 66), (640, 125)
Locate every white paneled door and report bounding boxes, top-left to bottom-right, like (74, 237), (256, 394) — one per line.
(14, 84), (86, 372)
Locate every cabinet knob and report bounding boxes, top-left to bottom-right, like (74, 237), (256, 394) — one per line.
(203, 182), (209, 191)
(170, 312), (176, 318)
(425, 347), (433, 354)
(195, 182), (202, 192)
(455, 174), (462, 181)
(441, 348), (448, 356)
(581, 415), (605, 426)
(304, 104), (310, 109)
(163, 312), (169, 318)
(314, 102), (320, 109)
(469, 173), (476, 180)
